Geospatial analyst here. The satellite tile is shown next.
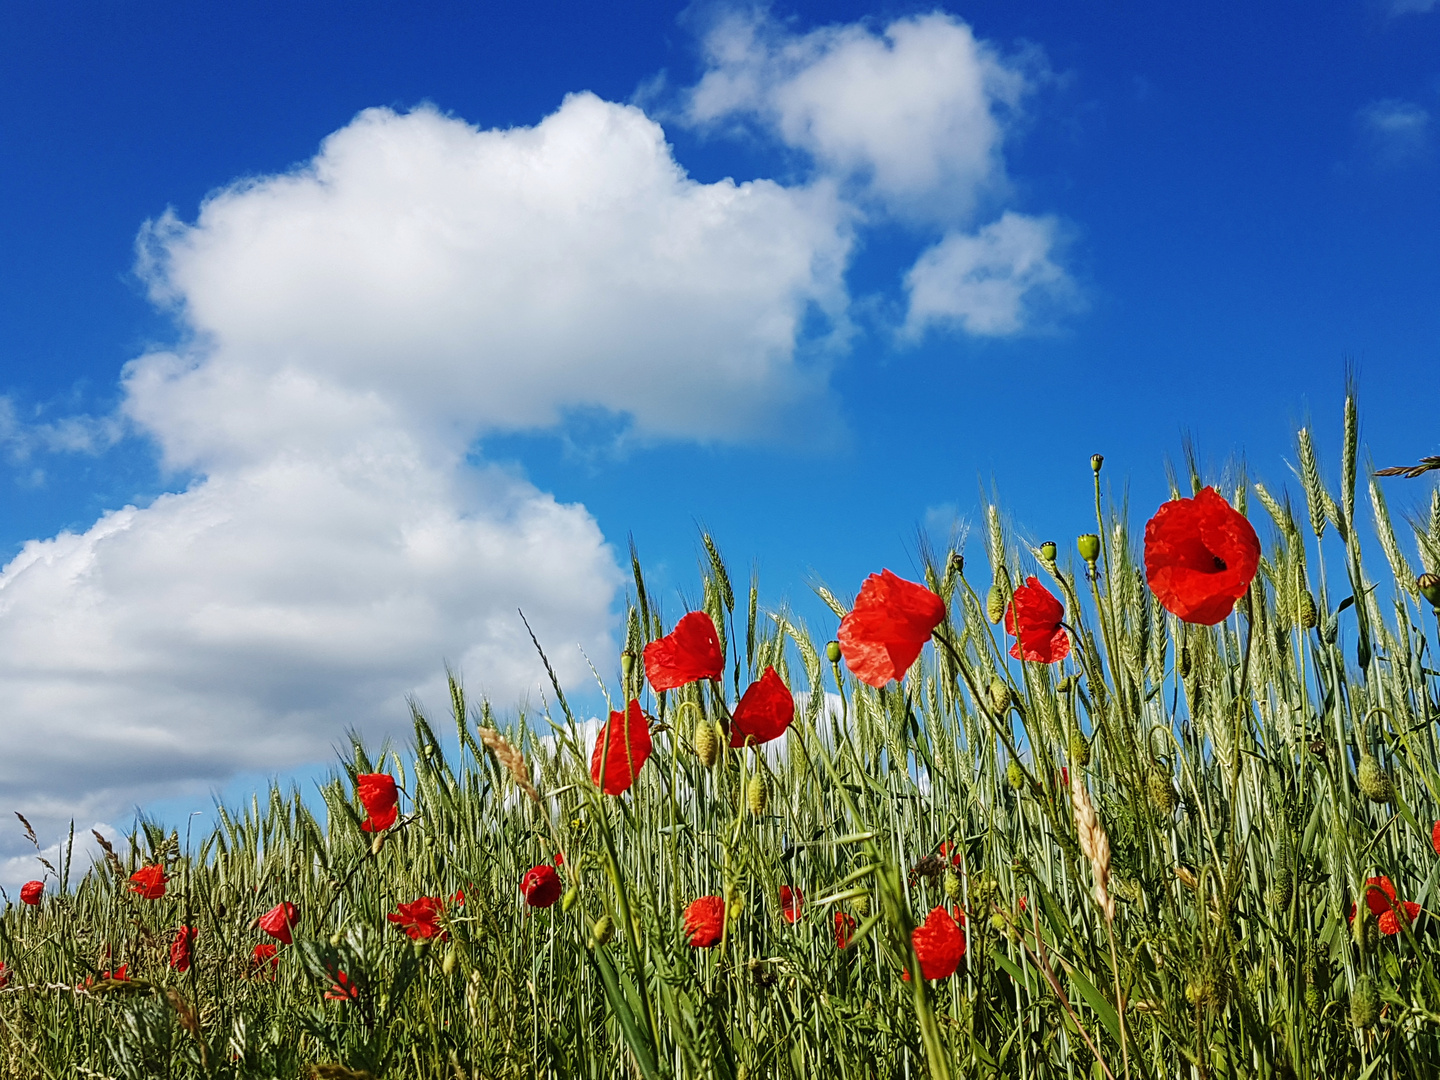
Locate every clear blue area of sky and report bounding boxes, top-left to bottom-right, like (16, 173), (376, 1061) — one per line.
(2, 1), (1437, 823)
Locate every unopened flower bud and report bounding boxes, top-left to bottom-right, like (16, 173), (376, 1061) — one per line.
(1006, 760), (1025, 791)
(747, 773), (769, 816)
(1350, 976), (1380, 1030)
(620, 651), (635, 677)
(371, 833), (387, 856)
(1147, 767), (1179, 817)
(1068, 730), (1091, 768)
(442, 947), (458, 977)
(986, 583), (1006, 624)
(1039, 541), (1057, 562)
(988, 679), (1011, 714)
(590, 914), (614, 946)
(825, 640), (842, 663)
(1357, 754), (1394, 803)
(1297, 589), (1318, 630)
(694, 716), (720, 768)
(1077, 534), (1100, 562)
(562, 886), (579, 913)
(943, 871), (963, 903)
(849, 893), (869, 917)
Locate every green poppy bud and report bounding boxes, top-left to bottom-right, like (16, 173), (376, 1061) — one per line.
(943, 871), (963, 903)
(1147, 767), (1179, 817)
(1350, 976), (1380, 1030)
(1357, 754), (1394, 803)
(621, 650), (635, 678)
(989, 679), (1012, 714)
(590, 914), (614, 946)
(1419, 573), (1440, 609)
(1091, 454), (1104, 473)
(442, 947), (458, 977)
(849, 893), (869, 918)
(694, 716), (720, 768)
(1077, 534), (1100, 562)
(986, 583), (1006, 624)
(1006, 760), (1025, 791)
(1178, 645), (1191, 679)
(562, 886), (579, 913)
(747, 773), (769, 816)
(1039, 541), (1057, 562)
(825, 640), (842, 664)
(1297, 589), (1318, 629)
(1068, 730), (1091, 769)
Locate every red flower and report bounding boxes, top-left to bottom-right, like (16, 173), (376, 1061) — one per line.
(521, 864), (562, 908)
(1349, 876), (1421, 936)
(324, 969), (359, 1002)
(1432, 820), (1440, 857)
(903, 906), (965, 981)
(643, 611), (724, 692)
(833, 911), (858, 949)
(590, 699), (653, 796)
(780, 885), (804, 925)
(356, 773), (399, 833)
(169, 926), (198, 972)
(0, 962), (9, 990)
(83, 964), (129, 989)
(938, 841), (962, 867)
(683, 896), (726, 948)
(836, 570), (946, 687)
(1004, 577), (1070, 664)
(452, 888), (466, 905)
(258, 901), (299, 945)
(129, 864), (167, 899)
(388, 896), (448, 940)
(729, 667), (795, 747)
(19, 880), (43, 906)
(250, 943), (279, 976)
(553, 852), (564, 867)
(1143, 487), (1261, 625)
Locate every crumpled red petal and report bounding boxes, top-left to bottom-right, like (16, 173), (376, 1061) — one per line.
(683, 895), (726, 948)
(1004, 576), (1070, 664)
(904, 905), (965, 981)
(590, 700), (653, 795)
(643, 611), (724, 692)
(730, 666), (795, 747)
(837, 570), (946, 687)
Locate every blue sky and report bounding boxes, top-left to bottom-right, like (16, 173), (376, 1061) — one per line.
(0, 1), (1436, 877)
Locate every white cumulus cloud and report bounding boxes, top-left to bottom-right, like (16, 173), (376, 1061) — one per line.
(0, 92), (855, 852)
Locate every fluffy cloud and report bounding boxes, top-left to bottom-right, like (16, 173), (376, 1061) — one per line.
(902, 212), (1074, 337)
(1359, 99), (1431, 166)
(0, 91), (854, 857)
(685, 10), (1072, 337)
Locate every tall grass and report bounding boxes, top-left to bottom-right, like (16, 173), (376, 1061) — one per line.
(3, 394), (1439, 1078)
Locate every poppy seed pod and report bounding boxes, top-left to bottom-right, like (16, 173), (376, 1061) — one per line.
(590, 914), (614, 946)
(694, 716), (719, 768)
(1068, 730), (1091, 768)
(1350, 976), (1380, 1030)
(1006, 760), (1024, 791)
(747, 773), (769, 816)
(1091, 454), (1104, 473)
(986, 583), (1006, 624)
(1039, 541), (1057, 562)
(1077, 534), (1101, 562)
(620, 651), (635, 678)
(1419, 573), (1440, 609)
(824, 640), (842, 664)
(1357, 754), (1394, 803)
(1147, 767), (1179, 817)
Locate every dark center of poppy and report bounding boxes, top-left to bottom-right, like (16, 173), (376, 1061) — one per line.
(1212, 556), (1227, 572)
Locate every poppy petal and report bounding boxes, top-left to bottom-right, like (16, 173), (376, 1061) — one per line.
(643, 612), (724, 692)
(1144, 488), (1261, 625)
(590, 699), (653, 795)
(836, 570), (946, 687)
(1004, 577), (1071, 664)
(730, 667), (795, 747)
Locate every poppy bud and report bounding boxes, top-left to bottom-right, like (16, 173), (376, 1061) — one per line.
(694, 717), (720, 768)
(1305, 986), (1322, 1014)
(1006, 760), (1024, 791)
(1357, 754), (1394, 803)
(943, 871), (962, 903)
(1039, 541), (1057, 563)
(562, 886), (579, 913)
(1350, 976), (1380, 1030)
(747, 774), (769, 816)
(988, 679), (1011, 714)
(1267, 858), (1293, 910)
(1091, 454), (1104, 473)
(1297, 589), (1318, 630)
(329, 932), (343, 947)
(849, 894), (869, 917)
(986, 583), (1006, 624)
(1068, 731), (1091, 768)
(1420, 573), (1440, 609)
(825, 640), (842, 664)
(1147, 767), (1179, 817)
(728, 898), (745, 921)
(590, 914), (614, 947)
(1077, 534), (1100, 563)
(442, 947), (458, 977)
(371, 833), (386, 856)
(1178, 645), (1191, 679)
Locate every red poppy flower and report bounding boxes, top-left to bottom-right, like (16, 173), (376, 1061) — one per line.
(683, 896), (726, 948)
(258, 901), (299, 945)
(250, 943), (279, 976)
(129, 864), (167, 899)
(19, 880), (43, 906)
(356, 773), (399, 832)
(1004, 577), (1070, 664)
(730, 667), (795, 747)
(1143, 487), (1261, 625)
(388, 896), (448, 940)
(0, 963), (9, 990)
(1349, 876), (1421, 936)
(836, 570), (946, 687)
(324, 969), (359, 1002)
(521, 864), (562, 908)
(833, 911), (858, 949)
(1432, 820), (1440, 857)
(553, 852), (564, 867)
(590, 699), (653, 796)
(82, 964), (129, 989)
(903, 906), (965, 981)
(452, 888), (466, 905)
(169, 926), (198, 972)
(938, 841), (961, 867)
(780, 885), (804, 925)
(643, 611), (724, 692)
